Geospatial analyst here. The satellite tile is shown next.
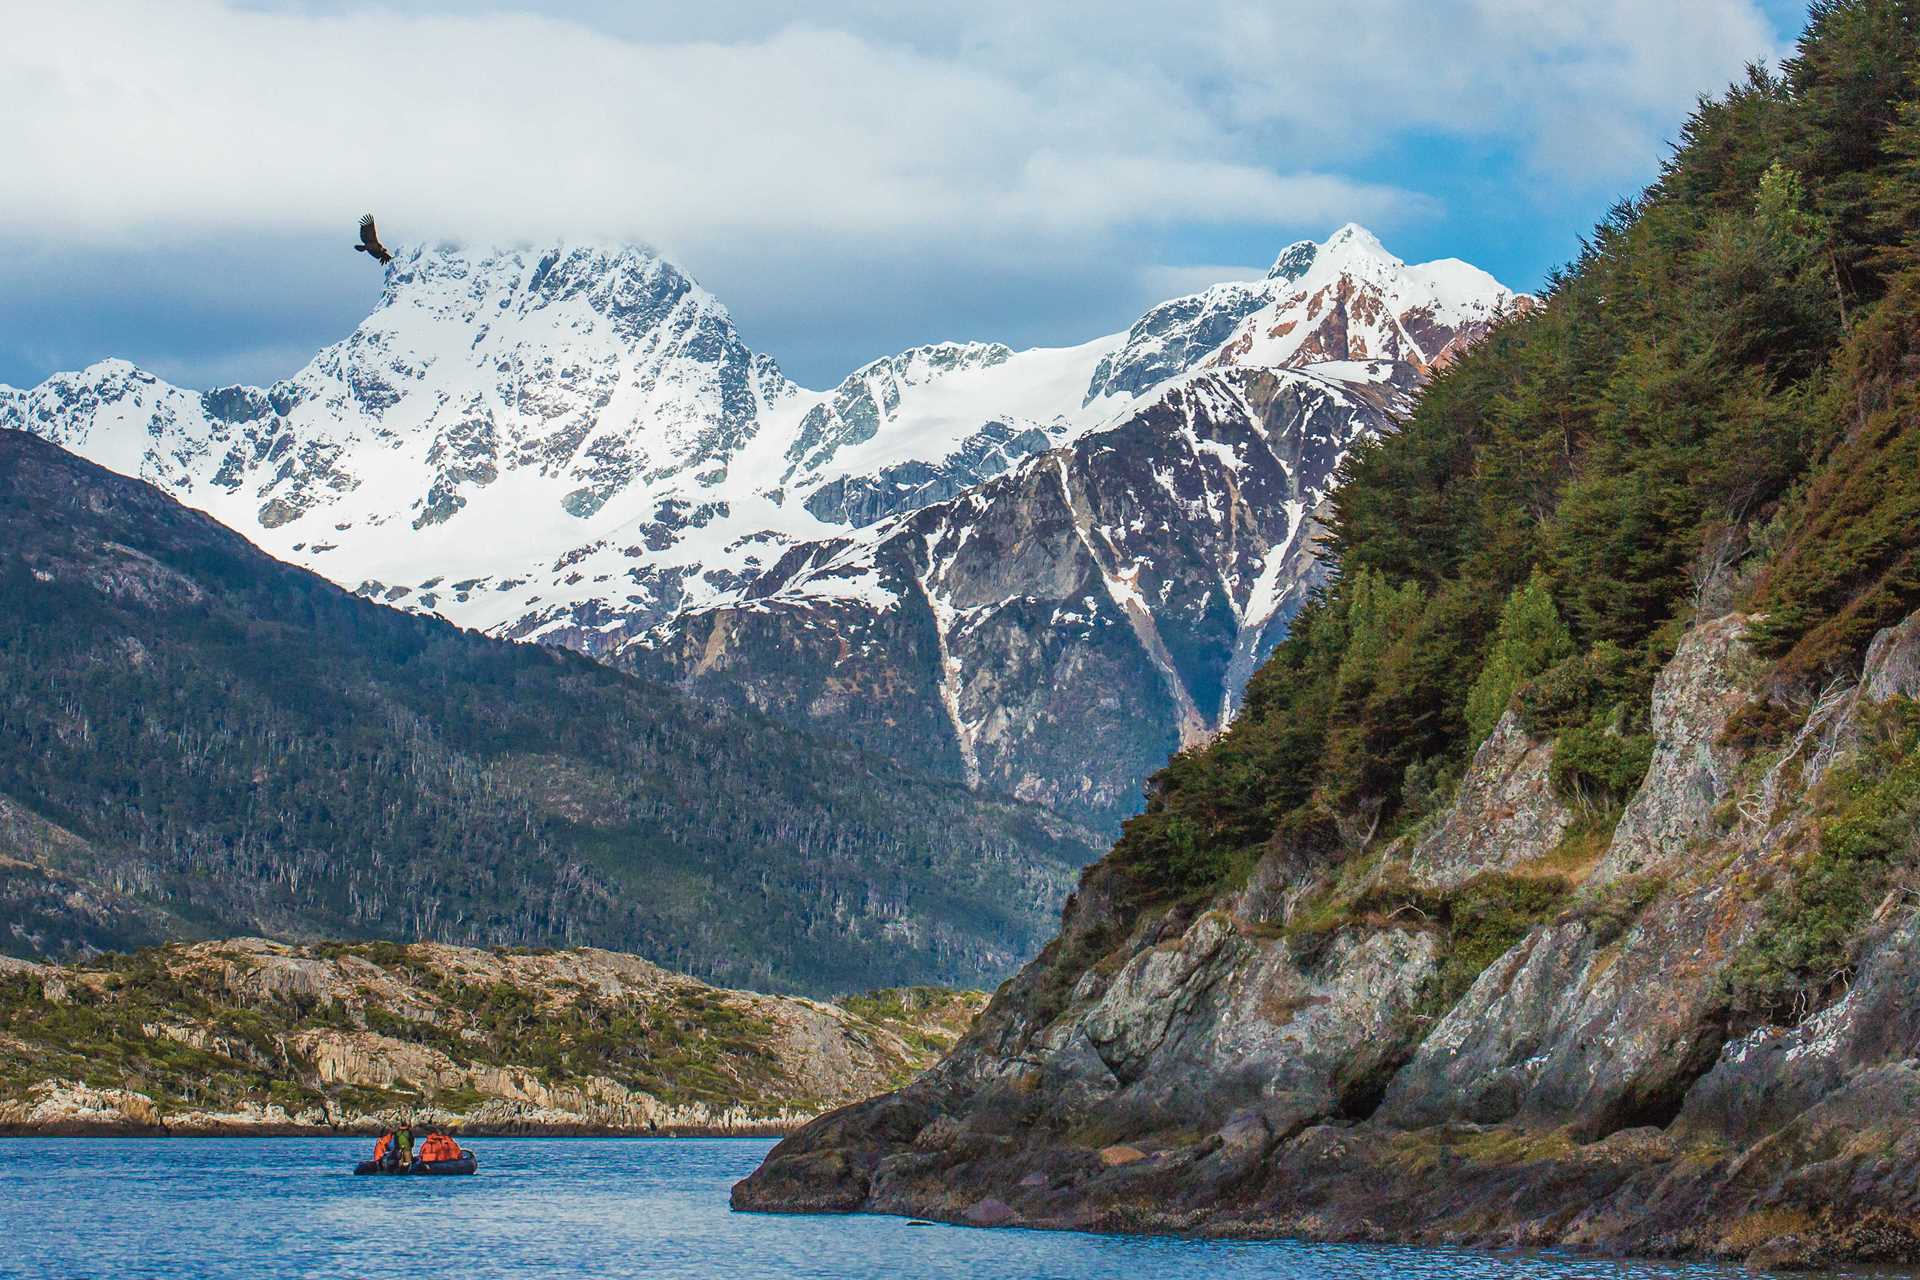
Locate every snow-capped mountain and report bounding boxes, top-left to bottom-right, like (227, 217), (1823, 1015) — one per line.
(3, 224), (1520, 829)
(626, 365), (1390, 825)
(1, 245), (804, 649)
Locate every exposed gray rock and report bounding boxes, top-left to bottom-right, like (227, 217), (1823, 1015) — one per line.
(631, 367), (1389, 831)
(1379, 873), (1755, 1136)
(1862, 610), (1920, 703)
(1406, 711), (1571, 889)
(1594, 614), (1751, 882)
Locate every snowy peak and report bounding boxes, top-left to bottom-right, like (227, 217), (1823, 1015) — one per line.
(1264, 222), (1395, 284)
(1224, 232), (1516, 374)
(782, 340), (1019, 480)
(1090, 224), (1521, 397)
(1266, 240), (1318, 282)
(1323, 220), (1389, 254)
(9, 224), (1520, 674)
(4, 238), (800, 615)
(10, 223), (1524, 833)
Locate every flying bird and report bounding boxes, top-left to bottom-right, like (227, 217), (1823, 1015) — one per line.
(353, 214), (393, 266)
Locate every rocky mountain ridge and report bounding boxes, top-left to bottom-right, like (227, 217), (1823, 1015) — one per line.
(0, 939), (984, 1135)
(625, 364), (1394, 825)
(3, 227), (1518, 831)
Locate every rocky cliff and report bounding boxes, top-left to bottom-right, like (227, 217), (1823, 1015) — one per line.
(0, 939), (983, 1136)
(735, 609), (1920, 1268)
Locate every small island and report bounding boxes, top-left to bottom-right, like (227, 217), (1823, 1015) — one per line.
(0, 940), (982, 1136)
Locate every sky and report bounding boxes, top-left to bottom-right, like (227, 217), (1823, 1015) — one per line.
(0, 1), (1813, 392)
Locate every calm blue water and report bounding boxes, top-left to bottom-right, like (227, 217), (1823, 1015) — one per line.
(0, 1137), (1792, 1279)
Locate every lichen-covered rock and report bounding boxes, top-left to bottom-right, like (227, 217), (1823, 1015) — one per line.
(1594, 614), (1750, 883)
(1407, 711), (1570, 889)
(1379, 874), (1757, 1136)
(1861, 610), (1920, 703)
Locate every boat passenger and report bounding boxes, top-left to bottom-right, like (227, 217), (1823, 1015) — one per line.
(372, 1131), (397, 1170)
(419, 1130), (461, 1163)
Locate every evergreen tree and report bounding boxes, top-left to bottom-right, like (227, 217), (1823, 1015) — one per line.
(1464, 571), (1576, 745)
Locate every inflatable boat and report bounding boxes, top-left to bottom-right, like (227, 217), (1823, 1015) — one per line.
(353, 1154), (478, 1176)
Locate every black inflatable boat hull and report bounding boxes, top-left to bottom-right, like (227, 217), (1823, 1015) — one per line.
(353, 1155), (478, 1176)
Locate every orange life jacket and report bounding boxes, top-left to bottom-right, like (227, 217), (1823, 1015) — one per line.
(372, 1133), (393, 1160)
(421, 1134), (459, 1162)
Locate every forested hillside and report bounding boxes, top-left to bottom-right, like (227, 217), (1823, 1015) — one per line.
(1111, 0), (1920, 922)
(0, 432), (1098, 992)
(739, 4), (1920, 1265)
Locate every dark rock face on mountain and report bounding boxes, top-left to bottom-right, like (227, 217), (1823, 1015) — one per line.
(733, 610), (1920, 1261)
(0, 432), (1099, 992)
(628, 368), (1391, 831)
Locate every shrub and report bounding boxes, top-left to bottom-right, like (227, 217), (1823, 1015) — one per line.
(1465, 570), (1577, 745)
(1725, 701), (1920, 1021)
(1550, 724), (1657, 805)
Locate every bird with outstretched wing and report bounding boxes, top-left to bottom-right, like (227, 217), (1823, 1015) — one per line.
(354, 214), (393, 265)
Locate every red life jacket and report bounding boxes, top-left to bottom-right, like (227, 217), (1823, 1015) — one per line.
(372, 1133), (393, 1161)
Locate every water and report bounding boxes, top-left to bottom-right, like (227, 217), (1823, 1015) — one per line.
(0, 1137), (1791, 1279)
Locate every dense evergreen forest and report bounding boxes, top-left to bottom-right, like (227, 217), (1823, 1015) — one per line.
(0, 433), (1099, 993)
(1111, 0), (1920, 948)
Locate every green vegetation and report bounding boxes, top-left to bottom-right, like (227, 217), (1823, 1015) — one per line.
(840, 987), (983, 1057)
(0, 435), (1098, 994)
(1726, 700), (1920, 1019)
(1549, 724), (1657, 809)
(1108, 1), (1920, 916)
(1465, 570), (1577, 745)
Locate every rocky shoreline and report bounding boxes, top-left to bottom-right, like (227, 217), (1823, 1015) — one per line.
(735, 611), (1920, 1272)
(0, 1082), (810, 1139)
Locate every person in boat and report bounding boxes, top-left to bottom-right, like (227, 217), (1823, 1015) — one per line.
(395, 1122), (414, 1168)
(371, 1130), (399, 1171)
(417, 1129), (463, 1164)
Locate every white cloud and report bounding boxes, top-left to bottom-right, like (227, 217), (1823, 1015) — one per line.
(1, 0), (1780, 253)
(0, 1), (1792, 390)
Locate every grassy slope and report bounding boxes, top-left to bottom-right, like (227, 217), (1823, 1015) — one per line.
(0, 940), (987, 1126)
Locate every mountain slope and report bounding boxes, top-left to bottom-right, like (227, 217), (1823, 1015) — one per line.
(3, 229), (1517, 838)
(620, 230), (1516, 830)
(735, 5), (1920, 1266)
(0, 430), (1099, 992)
(626, 364), (1391, 826)
(0, 245), (811, 651)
